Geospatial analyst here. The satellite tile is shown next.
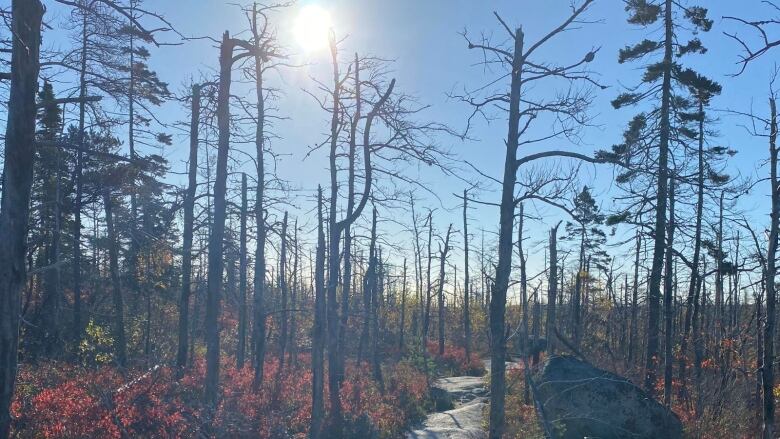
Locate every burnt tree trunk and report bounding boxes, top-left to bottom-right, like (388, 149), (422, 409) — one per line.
(547, 224), (560, 353)
(102, 189), (127, 367)
(251, 4), (268, 389)
(204, 31), (234, 407)
(177, 83), (200, 376)
(679, 99), (705, 399)
(0, 2), (43, 436)
(437, 224), (453, 356)
(237, 173), (248, 368)
(663, 178), (675, 407)
(489, 27), (523, 439)
(644, 0), (673, 393)
(463, 189), (471, 361)
(311, 187), (326, 439)
(400, 258), (408, 350)
(763, 96), (778, 439)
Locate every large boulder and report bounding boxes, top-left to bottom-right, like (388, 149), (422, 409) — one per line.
(534, 355), (682, 439)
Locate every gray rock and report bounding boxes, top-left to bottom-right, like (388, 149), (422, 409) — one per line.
(534, 355), (683, 439)
(434, 376), (487, 405)
(407, 373), (491, 439)
(406, 398), (488, 439)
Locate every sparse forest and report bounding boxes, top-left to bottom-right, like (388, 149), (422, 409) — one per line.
(3, 0), (780, 438)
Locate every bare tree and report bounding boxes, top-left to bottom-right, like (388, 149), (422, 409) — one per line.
(458, 2), (602, 435)
(437, 223), (453, 355)
(176, 83), (200, 376)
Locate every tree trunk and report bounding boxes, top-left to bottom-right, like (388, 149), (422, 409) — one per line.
(437, 224), (453, 356)
(277, 212), (289, 376)
(399, 258), (407, 351)
(463, 189), (471, 361)
(518, 203), (529, 361)
(311, 187), (326, 439)
(204, 31), (234, 408)
(423, 211), (433, 345)
(102, 189), (127, 368)
(762, 96), (778, 439)
(177, 83), (200, 376)
(679, 98), (705, 399)
(629, 230), (641, 363)
(325, 35), (344, 434)
(489, 27), (523, 439)
(72, 8), (89, 346)
(0, 2), (43, 435)
(663, 178), (675, 407)
(547, 224), (560, 353)
(573, 227), (584, 346)
(644, 0), (673, 393)
(289, 220), (299, 367)
(251, 4), (268, 389)
(237, 173), (248, 368)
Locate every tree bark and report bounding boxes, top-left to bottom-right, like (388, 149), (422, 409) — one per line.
(102, 189), (127, 368)
(204, 31), (234, 408)
(251, 4), (268, 389)
(0, 2), (43, 435)
(547, 224), (560, 353)
(177, 83), (200, 376)
(400, 258), (408, 350)
(463, 189), (471, 361)
(311, 187), (326, 439)
(237, 173), (248, 368)
(663, 178), (675, 407)
(72, 7), (89, 346)
(762, 96), (778, 439)
(489, 27), (523, 439)
(679, 99), (705, 399)
(644, 0), (673, 393)
(437, 224), (453, 356)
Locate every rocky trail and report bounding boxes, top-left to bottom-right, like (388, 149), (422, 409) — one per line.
(405, 373), (489, 439)
(406, 360), (516, 439)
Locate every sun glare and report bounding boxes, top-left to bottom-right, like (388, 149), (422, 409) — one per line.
(294, 4), (332, 52)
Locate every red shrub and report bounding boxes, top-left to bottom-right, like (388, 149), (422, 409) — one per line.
(13, 355), (429, 439)
(427, 341), (486, 376)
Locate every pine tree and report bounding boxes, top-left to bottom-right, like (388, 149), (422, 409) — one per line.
(599, 0), (720, 393)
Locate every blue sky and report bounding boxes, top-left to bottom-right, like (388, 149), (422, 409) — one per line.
(37, 0), (780, 301)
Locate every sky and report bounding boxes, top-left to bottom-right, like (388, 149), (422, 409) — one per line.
(32, 0), (780, 303)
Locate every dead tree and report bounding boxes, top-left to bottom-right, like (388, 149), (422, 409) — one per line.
(663, 178), (675, 407)
(102, 187), (127, 368)
(547, 223), (561, 353)
(764, 96), (778, 439)
(237, 173), (248, 368)
(177, 83), (200, 376)
(399, 258), (408, 350)
(203, 30), (258, 409)
(0, 2), (44, 436)
(724, 3), (780, 74)
(437, 224), (453, 355)
(463, 189), (472, 361)
(458, 3), (602, 436)
(310, 187), (326, 439)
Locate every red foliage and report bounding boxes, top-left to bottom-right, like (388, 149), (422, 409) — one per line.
(12, 356), (429, 438)
(426, 341), (486, 376)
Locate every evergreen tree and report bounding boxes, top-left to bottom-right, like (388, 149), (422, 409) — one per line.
(598, 0), (721, 392)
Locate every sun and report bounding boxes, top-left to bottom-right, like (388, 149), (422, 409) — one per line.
(294, 4), (332, 52)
